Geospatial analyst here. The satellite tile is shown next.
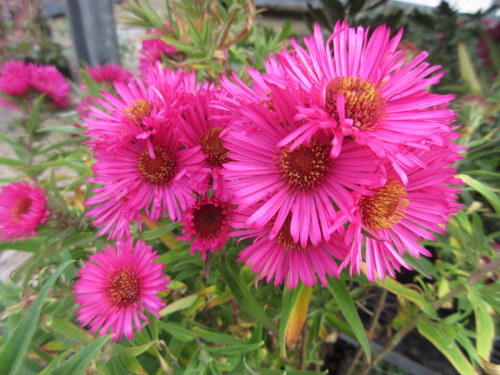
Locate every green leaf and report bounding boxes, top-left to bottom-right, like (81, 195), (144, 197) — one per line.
(79, 70), (102, 98)
(160, 294), (198, 316)
(279, 283), (305, 358)
(458, 43), (483, 94)
(204, 341), (264, 355)
(468, 288), (495, 360)
(50, 317), (93, 344)
(372, 273), (435, 317)
(27, 94), (46, 134)
(0, 238), (43, 252)
(327, 277), (371, 360)
(217, 262), (275, 331)
(0, 260), (73, 375)
(37, 125), (85, 134)
(459, 174), (500, 216)
(193, 326), (245, 346)
(112, 341), (158, 357)
(159, 321), (196, 342)
(417, 318), (476, 375)
(50, 335), (113, 375)
(0, 157), (27, 168)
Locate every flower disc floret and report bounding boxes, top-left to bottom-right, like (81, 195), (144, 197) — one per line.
(107, 268), (142, 306)
(278, 142), (331, 192)
(325, 76), (386, 131)
(360, 180), (408, 231)
(200, 127), (230, 168)
(138, 146), (178, 185)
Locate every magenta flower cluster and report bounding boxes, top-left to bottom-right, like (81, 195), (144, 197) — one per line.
(82, 21), (462, 291)
(0, 60), (71, 108)
(0, 22), (464, 341)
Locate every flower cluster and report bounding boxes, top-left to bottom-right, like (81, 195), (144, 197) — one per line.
(82, 22), (462, 291)
(217, 22), (462, 286)
(0, 60), (71, 109)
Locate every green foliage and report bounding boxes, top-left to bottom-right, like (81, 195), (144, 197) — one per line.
(0, 1), (498, 374)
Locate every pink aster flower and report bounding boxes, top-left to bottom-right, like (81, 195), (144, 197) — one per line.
(0, 181), (50, 241)
(234, 214), (347, 288)
(222, 83), (384, 246)
(29, 64), (71, 107)
(85, 125), (207, 240)
(0, 61), (31, 96)
(178, 197), (234, 259)
(139, 28), (179, 77)
(84, 67), (187, 154)
(178, 88), (231, 197)
(0, 60), (31, 108)
(84, 63), (133, 84)
(274, 22), (456, 166)
(74, 238), (169, 341)
(336, 146), (462, 282)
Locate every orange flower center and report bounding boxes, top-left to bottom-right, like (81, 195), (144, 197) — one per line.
(360, 180), (409, 232)
(124, 99), (153, 123)
(138, 147), (177, 185)
(107, 268), (142, 306)
(278, 142), (331, 192)
(325, 76), (386, 131)
(200, 127), (230, 168)
(12, 196), (32, 222)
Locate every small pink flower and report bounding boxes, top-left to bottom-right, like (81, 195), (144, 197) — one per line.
(0, 181), (50, 241)
(234, 213), (347, 288)
(178, 197), (234, 259)
(139, 28), (178, 76)
(178, 88), (231, 197)
(29, 64), (71, 108)
(0, 60), (32, 108)
(85, 126), (206, 240)
(74, 238), (169, 341)
(272, 22), (455, 169)
(221, 84), (384, 247)
(337, 146), (462, 282)
(84, 63), (133, 84)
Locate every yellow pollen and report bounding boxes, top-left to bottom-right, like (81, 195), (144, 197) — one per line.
(138, 147), (177, 185)
(325, 76), (386, 131)
(200, 127), (230, 168)
(107, 268), (141, 306)
(192, 203), (225, 239)
(274, 214), (310, 251)
(12, 196), (32, 222)
(360, 180), (409, 232)
(278, 142), (331, 192)
(124, 99), (154, 123)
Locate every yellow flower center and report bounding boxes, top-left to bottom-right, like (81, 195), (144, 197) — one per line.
(107, 268), (142, 306)
(360, 180), (409, 231)
(138, 147), (177, 185)
(325, 76), (386, 131)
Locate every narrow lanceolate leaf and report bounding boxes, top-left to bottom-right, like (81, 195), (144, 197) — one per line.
(50, 335), (113, 375)
(27, 94), (46, 134)
(417, 318), (476, 375)
(0, 260), (73, 375)
(458, 43), (483, 94)
(459, 174), (500, 216)
(327, 277), (371, 360)
(217, 262), (275, 331)
(467, 288), (495, 361)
